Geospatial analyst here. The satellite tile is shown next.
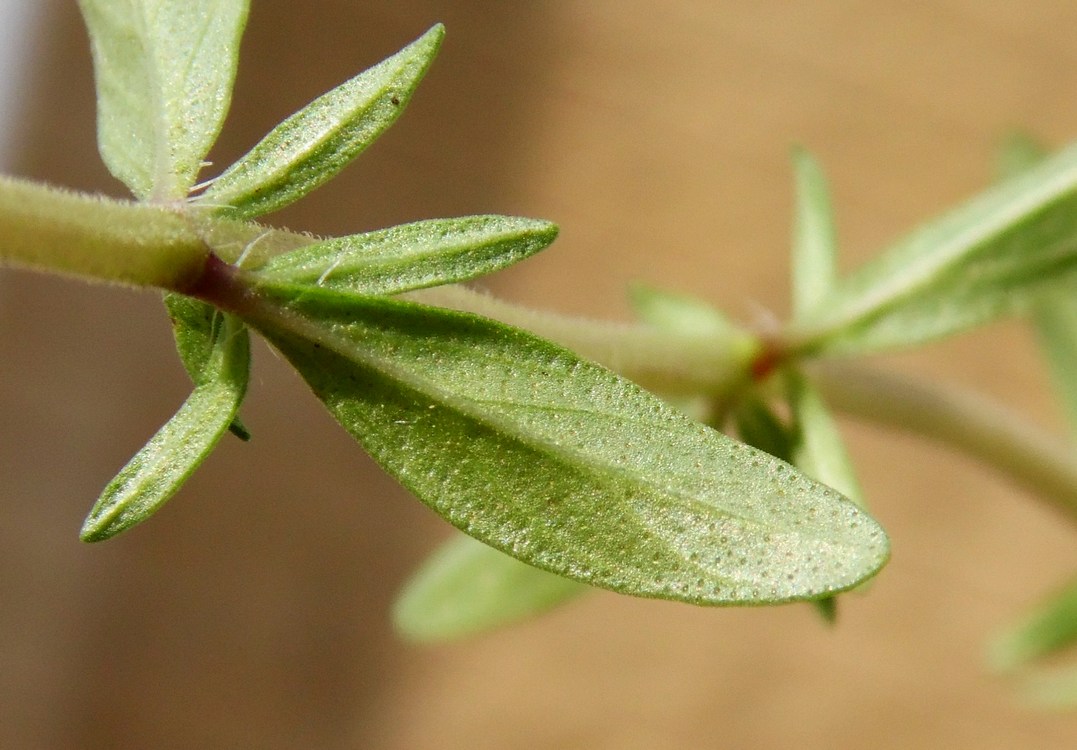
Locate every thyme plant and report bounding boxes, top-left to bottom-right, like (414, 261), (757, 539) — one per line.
(2, 0), (1076, 707)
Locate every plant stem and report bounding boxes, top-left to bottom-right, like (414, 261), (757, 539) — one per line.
(812, 361), (1077, 523)
(11, 164), (1065, 522)
(0, 174), (207, 289)
(408, 285), (758, 397)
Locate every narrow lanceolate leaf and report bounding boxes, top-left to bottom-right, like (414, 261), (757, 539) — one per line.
(165, 294), (251, 439)
(80, 312), (249, 541)
(791, 147), (839, 320)
(248, 288), (889, 605)
(78, 0), (249, 200)
(786, 371), (865, 507)
(629, 283), (742, 339)
(197, 24), (444, 219)
(989, 576), (1077, 673)
(793, 142), (1077, 355)
(256, 216), (558, 294)
(394, 533), (588, 642)
(991, 135), (1077, 436)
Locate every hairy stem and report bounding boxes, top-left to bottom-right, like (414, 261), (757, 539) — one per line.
(0, 174), (207, 289)
(812, 361), (1077, 523)
(408, 285), (758, 397)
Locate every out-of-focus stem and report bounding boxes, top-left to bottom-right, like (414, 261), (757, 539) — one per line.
(407, 285), (758, 397)
(812, 361), (1077, 524)
(0, 174), (207, 289)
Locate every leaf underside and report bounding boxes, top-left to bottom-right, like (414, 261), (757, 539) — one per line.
(790, 146), (838, 320)
(80, 0), (253, 448)
(80, 311), (249, 541)
(732, 394), (844, 622)
(250, 289), (889, 606)
(798, 143), (1077, 354)
(165, 293), (251, 439)
(78, 0), (249, 200)
(198, 24), (444, 219)
(258, 215), (558, 295)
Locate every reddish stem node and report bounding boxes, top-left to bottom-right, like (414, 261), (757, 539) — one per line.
(749, 340), (785, 382)
(175, 252), (256, 315)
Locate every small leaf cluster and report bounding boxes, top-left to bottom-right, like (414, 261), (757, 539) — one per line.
(69, 0), (889, 627)
(1, 1), (1074, 705)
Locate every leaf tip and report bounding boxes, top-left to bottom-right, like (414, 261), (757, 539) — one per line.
(789, 142), (818, 169)
(529, 218), (560, 245)
(415, 22), (447, 59)
(428, 21), (447, 40)
(228, 418), (252, 441)
(811, 595), (839, 625)
(790, 144), (829, 187)
(78, 512), (119, 544)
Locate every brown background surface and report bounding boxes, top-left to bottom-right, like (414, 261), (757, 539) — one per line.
(3, 1), (1077, 747)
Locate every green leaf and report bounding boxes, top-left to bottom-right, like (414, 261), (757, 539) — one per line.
(812, 595), (838, 624)
(197, 24), (444, 219)
(78, 0), (249, 200)
(394, 533), (588, 642)
(80, 311), (249, 541)
(793, 142), (1077, 354)
(790, 147), (839, 319)
(165, 294), (251, 439)
(247, 288), (889, 605)
(732, 394), (843, 624)
(785, 371), (868, 623)
(256, 216), (557, 294)
(733, 398), (796, 463)
(629, 283), (741, 339)
(787, 372), (868, 589)
(990, 135), (1077, 437)
(786, 371), (865, 507)
(165, 293), (222, 382)
(989, 575), (1077, 673)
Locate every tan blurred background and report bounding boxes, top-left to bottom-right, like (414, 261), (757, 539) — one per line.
(3, 1), (1077, 747)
